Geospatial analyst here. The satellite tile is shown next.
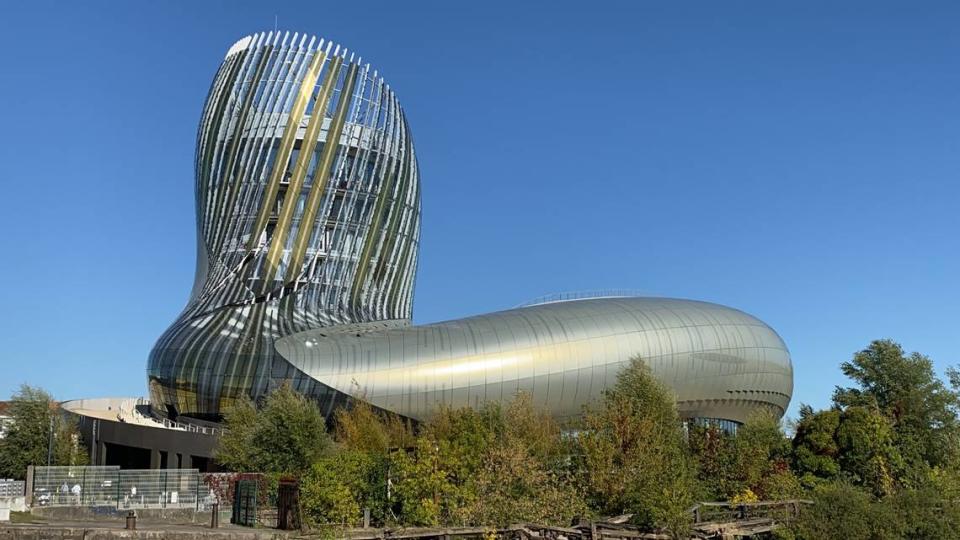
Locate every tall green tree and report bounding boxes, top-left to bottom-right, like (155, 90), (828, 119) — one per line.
(690, 413), (800, 501)
(464, 394), (585, 526)
(834, 405), (902, 497)
(791, 405), (842, 487)
(792, 403), (903, 496)
(300, 398), (412, 527)
(389, 402), (506, 526)
(0, 385), (88, 480)
(577, 358), (696, 536)
(390, 394), (584, 527)
(333, 397), (413, 454)
(212, 395), (258, 472)
(732, 412), (799, 500)
(687, 424), (738, 499)
(833, 339), (960, 473)
(787, 339), (960, 538)
(215, 383), (330, 475)
(391, 433), (462, 526)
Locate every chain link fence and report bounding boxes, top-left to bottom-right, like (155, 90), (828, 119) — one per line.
(31, 466), (216, 510)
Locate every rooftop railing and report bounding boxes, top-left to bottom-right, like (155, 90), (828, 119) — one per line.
(515, 289), (650, 308)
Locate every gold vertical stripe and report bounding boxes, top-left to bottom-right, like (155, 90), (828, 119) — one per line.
(260, 52), (339, 285)
(215, 39), (295, 273)
(246, 47), (327, 252)
(283, 61), (359, 283)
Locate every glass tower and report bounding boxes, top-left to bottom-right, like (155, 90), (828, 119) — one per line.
(149, 32), (420, 419)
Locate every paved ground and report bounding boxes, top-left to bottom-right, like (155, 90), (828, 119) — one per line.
(0, 514), (293, 539)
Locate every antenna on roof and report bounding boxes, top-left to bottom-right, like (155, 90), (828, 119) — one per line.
(273, 14), (278, 33)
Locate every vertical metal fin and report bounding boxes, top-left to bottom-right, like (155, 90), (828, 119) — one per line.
(283, 60), (359, 284)
(260, 49), (332, 286)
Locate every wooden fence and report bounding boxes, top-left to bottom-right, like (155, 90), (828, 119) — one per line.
(309, 500), (814, 540)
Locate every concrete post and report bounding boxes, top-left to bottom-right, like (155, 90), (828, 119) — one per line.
(149, 449), (160, 469)
(24, 466), (34, 507)
(97, 441), (107, 465)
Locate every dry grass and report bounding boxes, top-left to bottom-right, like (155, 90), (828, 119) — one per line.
(9, 511), (45, 524)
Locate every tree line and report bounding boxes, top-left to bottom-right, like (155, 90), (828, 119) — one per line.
(2, 338), (958, 538)
(215, 339), (960, 539)
(0, 386), (88, 478)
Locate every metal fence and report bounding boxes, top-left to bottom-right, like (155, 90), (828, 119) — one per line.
(0, 479), (25, 497)
(31, 466), (215, 510)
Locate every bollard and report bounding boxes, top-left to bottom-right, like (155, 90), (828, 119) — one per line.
(125, 511), (136, 530)
(363, 507), (371, 528)
(211, 502), (219, 528)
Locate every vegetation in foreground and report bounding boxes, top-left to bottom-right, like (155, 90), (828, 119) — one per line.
(215, 339), (960, 539)
(4, 338), (959, 539)
(0, 385), (87, 479)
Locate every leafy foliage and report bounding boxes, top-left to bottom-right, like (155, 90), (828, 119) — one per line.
(212, 395), (258, 471)
(834, 405), (901, 496)
(210, 338), (960, 537)
(577, 358), (696, 535)
(790, 482), (896, 540)
(215, 383), (330, 475)
(333, 397), (414, 454)
(887, 483), (960, 539)
(791, 406), (842, 486)
(301, 450), (388, 527)
(787, 339), (960, 537)
(0, 385), (88, 479)
(390, 403), (500, 525)
(793, 339), (960, 497)
(687, 424), (740, 499)
(464, 394), (585, 526)
(390, 395), (584, 527)
(834, 339), (960, 474)
(689, 412), (801, 501)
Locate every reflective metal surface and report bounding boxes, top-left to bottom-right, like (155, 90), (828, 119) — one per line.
(148, 32), (420, 418)
(277, 297), (793, 424)
(149, 32), (793, 425)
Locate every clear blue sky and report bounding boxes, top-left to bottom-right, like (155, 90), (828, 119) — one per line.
(1, 1), (957, 421)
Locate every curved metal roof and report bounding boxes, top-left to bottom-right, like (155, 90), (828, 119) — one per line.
(276, 297), (792, 423)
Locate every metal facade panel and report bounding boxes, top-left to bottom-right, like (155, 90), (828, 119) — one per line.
(276, 297), (793, 424)
(148, 34), (421, 419)
(149, 33), (791, 426)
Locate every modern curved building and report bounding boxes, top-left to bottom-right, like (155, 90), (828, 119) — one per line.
(149, 32), (421, 420)
(277, 296), (792, 425)
(148, 31), (793, 427)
